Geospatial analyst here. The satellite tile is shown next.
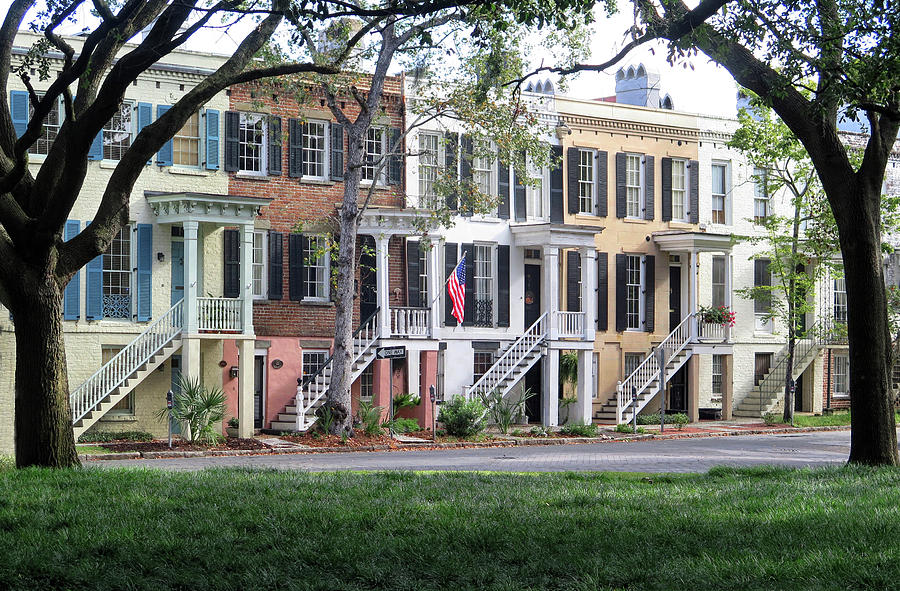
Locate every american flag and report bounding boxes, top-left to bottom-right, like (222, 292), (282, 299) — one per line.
(447, 253), (466, 324)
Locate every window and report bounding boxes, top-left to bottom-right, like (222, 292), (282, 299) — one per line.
(251, 231), (267, 300)
(302, 350), (329, 380)
(418, 247), (428, 307)
(474, 244), (494, 327)
(624, 353), (643, 378)
(103, 227), (131, 319)
(754, 353), (773, 386)
(834, 273), (847, 323)
(473, 351), (496, 382)
(711, 162), (728, 224)
(303, 121), (328, 179)
(625, 154), (643, 218)
(103, 101), (133, 161)
(579, 149), (595, 214)
(754, 258), (773, 332)
(28, 93), (62, 156)
(472, 139), (495, 197)
(304, 236), (330, 300)
(525, 165), (546, 220)
(418, 132), (441, 203)
(833, 353), (849, 397)
(360, 365), (374, 401)
(362, 127), (386, 183)
(626, 255), (643, 330)
(712, 354), (724, 397)
(238, 113), (267, 174)
(753, 167), (769, 223)
(671, 159), (687, 221)
(173, 111), (200, 167)
(712, 256), (726, 308)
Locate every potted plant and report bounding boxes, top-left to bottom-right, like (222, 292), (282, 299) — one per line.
(698, 305), (736, 326)
(226, 416), (239, 438)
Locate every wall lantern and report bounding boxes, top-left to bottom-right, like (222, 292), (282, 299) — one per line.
(229, 366), (239, 379)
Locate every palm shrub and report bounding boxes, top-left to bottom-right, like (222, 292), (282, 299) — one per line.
(480, 387), (535, 434)
(356, 400), (384, 436)
(156, 376), (226, 445)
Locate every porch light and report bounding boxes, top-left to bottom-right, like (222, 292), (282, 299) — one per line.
(229, 366), (239, 379)
(157, 252), (165, 262)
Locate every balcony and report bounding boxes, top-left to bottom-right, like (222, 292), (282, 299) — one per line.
(697, 318), (729, 342)
(390, 307), (431, 338)
(556, 311), (587, 339)
(197, 297), (243, 333)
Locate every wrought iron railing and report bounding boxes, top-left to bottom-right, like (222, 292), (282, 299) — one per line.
(474, 298), (493, 327)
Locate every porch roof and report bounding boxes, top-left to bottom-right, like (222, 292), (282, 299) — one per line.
(509, 222), (600, 249)
(357, 206), (424, 236)
(652, 230), (733, 253)
(145, 191), (271, 225)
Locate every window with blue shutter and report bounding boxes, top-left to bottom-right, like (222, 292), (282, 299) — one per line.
(63, 220), (81, 320)
(88, 132), (103, 160)
(136, 224), (153, 321)
(136, 102), (152, 164)
(85, 254), (103, 320)
(156, 105), (172, 166)
(10, 90), (28, 138)
(205, 109), (220, 170)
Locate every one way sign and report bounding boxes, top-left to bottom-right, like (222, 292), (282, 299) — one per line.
(376, 346), (407, 360)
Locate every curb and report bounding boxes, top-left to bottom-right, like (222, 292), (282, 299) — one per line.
(79, 425), (852, 462)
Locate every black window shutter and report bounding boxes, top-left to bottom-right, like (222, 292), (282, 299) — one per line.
(388, 128), (402, 185)
(445, 132), (458, 211)
(224, 111), (239, 172)
(615, 253), (626, 332)
(288, 119), (302, 178)
(267, 231), (283, 300)
(330, 123), (344, 180)
(498, 245), (510, 327)
(566, 250), (581, 312)
(549, 145), (564, 223)
(661, 157), (673, 222)
(644, 255), (655, 332)
(406, 239), (420, 308)
(460, 135), (473, 215)
(567, 147), (580, 214)
(597, 252), (608, 331)
(223, 229), (240, 297)
(268, 117), (282, 175)
(461, 243), (475, 326)
(644, 155), (655, 220)
(289, 233), (306, 301)
(597, 151), (608, 217)
(615, 152), (626, 218)
(497, 159), (510, 219)
(444, 242), (458, 326)
(513, 157), (527, 221)
(689, 159), (700, 223)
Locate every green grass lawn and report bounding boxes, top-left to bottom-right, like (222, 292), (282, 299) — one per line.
(1, 466), (899, 590)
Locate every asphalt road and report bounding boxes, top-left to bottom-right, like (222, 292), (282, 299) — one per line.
(92, 430), (858, 473)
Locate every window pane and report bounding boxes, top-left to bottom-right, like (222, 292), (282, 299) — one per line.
(304, 236), (329, 299)
(626, 255), (642, 329)
(28, 94), (61, 156)
(712, 256), (726, 308)
(251, 232), (265, 298)
(671, 159), (686, 220)
(626, 154), (642, 217)
(103, 102), (133, 161)
(474, 245), (493, 327)
(473, 139), (493, 197)
(102, 227), (131, 318)
(362, 128), (383, 182)
(239, 114), (265, 173)
(579, 149), (594, 214)
(418, 133), (439, 203)
(303, 121), (327, 178)
(174, 111), (200, 166)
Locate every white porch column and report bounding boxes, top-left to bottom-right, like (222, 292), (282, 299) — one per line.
(542, 348), (559, 426)
(237, 338), (254, 438)
(689, 249), (698, 341)
(429, 244), (441, 336)
(581, 248), (597, 342)
(375, 235), (392, 338)
(239, 223), (254, 336)
(183, 221), (199, 335)
(573, 349), (594, 425)
(543, 247), (560, 340)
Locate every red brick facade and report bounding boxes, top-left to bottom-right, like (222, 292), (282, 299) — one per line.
(821, 348), (851, 410)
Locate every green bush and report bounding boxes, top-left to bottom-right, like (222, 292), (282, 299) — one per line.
(480, 387), (535, 434)
(78, 430), (154, 443)
(316, 404), (336, 434)
(393, 393), (421, 409)
(155, 376), (226, 445)
(383, 417), (422, 434)
(356, 400), (384, 436)
(637, 413), (690, 428)
(437, 396), (487, 437)
(762, 412), (782, 426)
(530, 425), (549, 437)
(615, 423), (646, 434)
(558, 423), (598, 437)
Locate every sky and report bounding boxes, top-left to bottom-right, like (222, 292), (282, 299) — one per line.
(2, 1), (739, 118)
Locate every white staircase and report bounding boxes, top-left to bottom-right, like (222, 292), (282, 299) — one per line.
(595, 314), (693, 424)
(271, 309), (380, 432)
(465, 313), (549, 401)
(71, 300), (184, 439)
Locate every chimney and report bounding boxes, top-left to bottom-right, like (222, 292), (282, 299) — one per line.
(615, 64), (671, 109)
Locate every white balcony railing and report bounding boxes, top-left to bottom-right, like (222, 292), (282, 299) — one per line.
(556, 311), (586, 339)
(197, 297), (242, 332)
(697, 318), (728, 342)
(390, 307), (430, 337)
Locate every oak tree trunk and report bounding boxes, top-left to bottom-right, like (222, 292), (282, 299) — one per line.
(12, 266), (79, 468)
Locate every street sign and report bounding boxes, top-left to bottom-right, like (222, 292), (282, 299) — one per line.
(376, 346), (407, 360)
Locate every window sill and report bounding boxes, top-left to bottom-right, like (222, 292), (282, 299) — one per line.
(301, 299), (334, 307)
(27, 154), (47, 164)
(299, 178), (335, 186)
(753, 331), (777, 338)
(574, 213), (599, 220)
(169, 167), (209, 177)
(623, 217), (648, 224)
(359, 182), (390, 191)
(99, 160), (120, 169)
(98, 415), (137, 422)
(235, 172), (270, 181)
(667, 221), (694, 229)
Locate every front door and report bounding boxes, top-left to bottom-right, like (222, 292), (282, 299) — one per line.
(668, 365), (687, 413)
(254, 355), (265, 429)
(524, 364), (542, 423)
(669, 265), (682, 332)
(794, 372), (804, 412)
(359, 236), (377, 321)
(524, 264), (541, 328)
(171, 240), (184, 305)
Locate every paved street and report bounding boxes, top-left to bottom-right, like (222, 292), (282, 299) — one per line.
(92, 430), (858, 473)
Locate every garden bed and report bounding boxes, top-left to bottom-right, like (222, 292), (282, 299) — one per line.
(97, 437), (270, 453)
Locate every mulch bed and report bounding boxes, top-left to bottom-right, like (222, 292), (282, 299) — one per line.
(99, 438), (270, 453)
(277, 430), (436, 448)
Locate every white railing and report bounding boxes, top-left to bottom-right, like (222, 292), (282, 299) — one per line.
(616, 313), (693, 424)
(197, 297), (242, 332)
(697, 318), (728, 342)
(465, 312), (549, 401)
(295, 309), (380, 430)
(556, 311), (586, 339)
(70, 300), (184, 424)
(391, 307), (430, 337)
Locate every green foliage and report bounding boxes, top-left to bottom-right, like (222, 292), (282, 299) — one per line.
(530, 425), (549, 437)
(316, 404), (336, 435)
(393, 393), (421, 409)
(155, 376), (225, 445)
(384, 417), (422, 434)
(615, 423), (646, 434)
(356, 401), (384, 436)
(510, 428), (525, 437)
(437, 396), (487, 437)
(558, 423), (598, 437)
(763, 412), (780, 426)
(227, 417), (239, 429)
(637, 413), (690, 429)
(77, 431), (154, 444)
(480, 387), (535, 434)
(559, 352), (578, 385)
